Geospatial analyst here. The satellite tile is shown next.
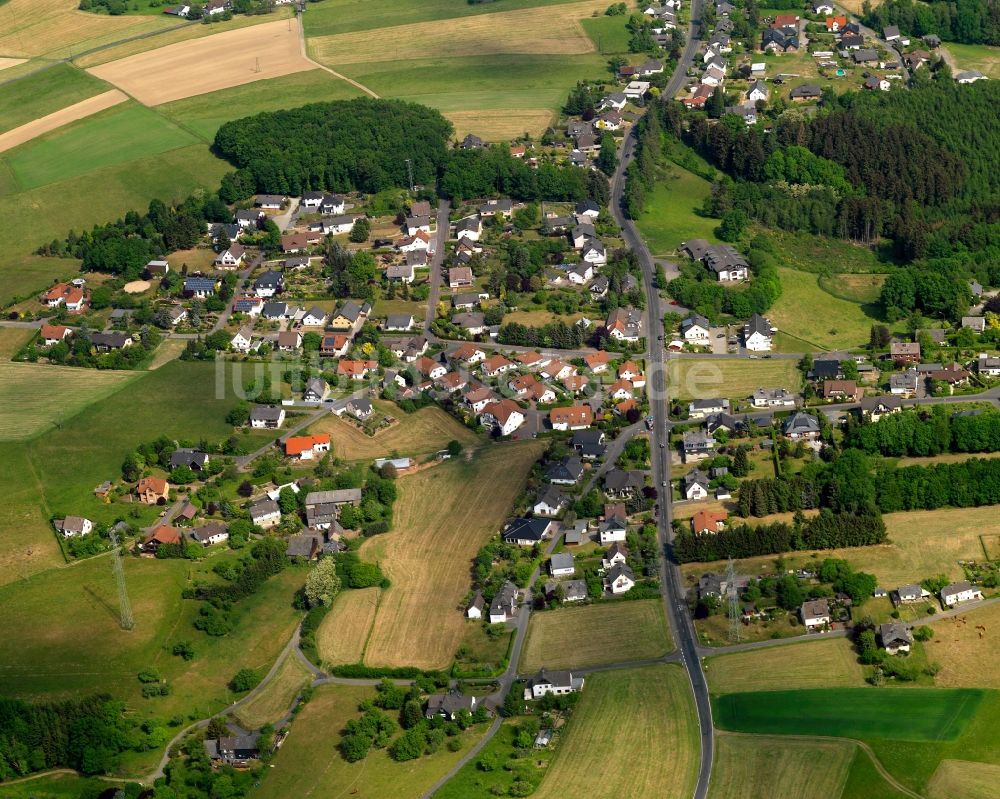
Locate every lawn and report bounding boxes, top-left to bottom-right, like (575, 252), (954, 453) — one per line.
(234, 653), (312, 730)
(358, 441), (545, 669)
(533, 665), (699, 799)
(254, 683), (487, 798)
(519, 600), (672, 673)
(945, 42), (1000, 78)
(316, 586), (380, 666)
(708, 733), (855, 799)
(840, 747), (914, 799)
(580, 15), (632, 54)
(714, 688), (984, 742)
(705, 638), (866, 694)
(158, 68), (365, 141)
(926, 758), (1000, 799)
(0, 362), (139, 440)
(0, 554), (304, 759)
(669, 357), (801, 402)
(5, 102), (198, 190)
(769, 266), (881, 350)
(0, 63), (108, 135)
(636, 165), (718, 255)
(818, 272), (887, 304)
(308, 400), (480, 462)
(923, 602), (1000, 689)
(0, 143), (228, 299)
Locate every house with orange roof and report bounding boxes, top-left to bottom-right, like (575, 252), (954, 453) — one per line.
(584, 351), (611, 373)
(550, 404), (594, 431)
(284, 434), (331, 460)
(562, 375), (589, 394)
(529, 383), (557, 404)
(615, 398), (638, 416)
(436, 371), (467, 392)
(609, 379), (635, 401)
(482, 354), (515, 378)
(515, 351), (549, 370)
(415, 356), (447, 380)
(142, 524), (182, 553)
(321, 334), (350, 357)
(137, 476), (170, 505)
(464, 386), (496, 414)
(42, 283), (86, 312)
(825, 14), (847, 30)
(692, 509), (728, 535)
(618, 360), (644, 386)
(509, 373), (539, 397)
(40, 324), (72, 346)
(453, 342), (487, 364)
(479, 399), (525, 436)
(337, 360), (377, 379)
(541, 359), (575, 381)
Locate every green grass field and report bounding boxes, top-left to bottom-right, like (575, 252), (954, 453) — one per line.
(705, 638), (866, 694)
(714, 688), (984, 742)
(0, 63), (108, 135)
(769, 266), (881, 350)
(159, 70), (365, 141)
(637, 165), (718, 255)
(5, 102), (199, 190)
(839, 747), (913, 799)
(519, 600), (672, 673)
(303, 0), (591, 36)
(766, 230), (888, 275)
(0, 257), (78, 307)
(533, 665), (698, 799)
(580, 15), (632, 54)
(945, 42), (1000, 78)
(0, 773), (119, 798)
(670, 357), (801, 402)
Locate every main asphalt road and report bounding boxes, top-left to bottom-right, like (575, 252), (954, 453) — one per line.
(610, 3), (714, 797)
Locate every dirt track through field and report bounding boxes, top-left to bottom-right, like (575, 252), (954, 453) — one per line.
(0, 89), (127, 154)
(88, 18), (317, 106)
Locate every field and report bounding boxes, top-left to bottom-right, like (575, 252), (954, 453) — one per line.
(533, 665), (699, 799)
(519, 600), (671, 673)
(681, 506), (995, 592)
(0, 64), (110, 136)
(769, 267), (880, 350)
(767, 231), (887, 275)
(926, 759), (1000, 799)
(445, 109), (562, 142)
(669, 357), (801, 402)
(714, 688), (984, 742)
(0, 773), (114, 798)
(0, 555), (304, 733)
(0, 0), (177, 59)
(358, 441), (545, 669)
(0, 89), (128, 156)
(308, 400), (480, 462)
(316, 586), (381, 666)
(705, 638), (866, 694)
(819, 272), (887, 304)
(945, 42), (1000, 78)
(234, 653), (312, 730)
(0, 362), (138, 440)
(4, 102), (197, 189)
(708, 733), (855, 799)
(158, 69), (365, 141)
(923, 602), (1000, 688)
(637, 165), (718, 255)
(840, 748), (914, 799)
(0, 328), (33, 359)
(254, 683), (487, 799)
(89, 18), (317, 106)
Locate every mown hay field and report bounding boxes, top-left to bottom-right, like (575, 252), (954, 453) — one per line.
(923, 602), (1000, 688)
(0, 90), (128, 156)
(444, 109), (559, 142)
(359, 441), (545, 669)
(519, 600), (672, 673)
(316, 586), (380, 666)
(0, 64), (109, 136)
(234, 654), (312, 731)
(926, 759), (1000, 799)
(533, 665), (698, 799)
(705, 638), (866, 694)
(88, 18), (316, 106)
(670, 357), (801, 402)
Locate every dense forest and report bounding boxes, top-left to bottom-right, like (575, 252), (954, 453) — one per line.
(214, 99), (453, 198)
(864, 0), (1000, 45)
(844, 406), (1000, 456)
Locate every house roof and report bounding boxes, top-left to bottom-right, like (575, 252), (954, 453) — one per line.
(801, 598), (830, 618)
(284, 434), (330, 456)
(550, 552), (575, 571)
(145, 525), (181, 546)
(692, 509), (728, 533)
(137, 476), (168, 495)
(607, 562), (636, 582)
(250, 498), (280, 518)
(481, 399), (522, 425)
(503, 517), (550, 542)
(549, 405), (593, 427)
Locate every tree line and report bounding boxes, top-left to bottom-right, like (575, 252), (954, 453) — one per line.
(844, 406), (1000, 457)
(864, 0), (1000, 46)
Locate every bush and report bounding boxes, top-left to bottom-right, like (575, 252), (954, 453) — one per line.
(229, 668), (262, 692)
(137, 668), (161, 684)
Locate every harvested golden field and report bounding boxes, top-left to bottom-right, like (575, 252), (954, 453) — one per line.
(309, 400), (480, 462)
(923, 602), (1000, 688)
(444, 109), (556, 141)
(234, 653), (312, 730)
(309, 0), (608, 65)
(0, 0), (176, 59)
(705, 638), (866, 694)
(519, 600), (672, 673)
(708, 734), (854, 799)
(316, 587), (380, 666)
(534, 666), (698, 799)
(0, 362), (137, 440)
(359, 441), (545, 669)
(88, 18), (316, 106)
(927, 759), (1000, 799)
(0, 89), (128, 154)
(0, 57), (27, 72)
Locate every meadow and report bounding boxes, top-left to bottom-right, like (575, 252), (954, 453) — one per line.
(839, 749), (914, 799)
(714, 688), (984, 742)
(705, 638), (866, 694)
(944, 42), (1000, 78)
(159, 69), (365, 141)
(636, 165), (718, 255)
(0, 327), (34, 359)
(519, 600), (671, 673)
(308, 400), (480, 462)
(233, 653), (312, 730)
(926, 759), (1000, 799)
(669, 356), (801, 402)
(708, 733), (855, 799)
(0, 63), (108, 135)
(532, 665), (699, 799)
(769, 266), (881, 350)
(254, 683), (487, 798)
(359, 441), (545, 669)
(316, 586), (381, 666)
(4, 102), (198, 190)
(924, 602), (1000, 688)
(0, 90), (128, 156)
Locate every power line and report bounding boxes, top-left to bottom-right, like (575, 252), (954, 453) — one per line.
(109, 528), (135, 632)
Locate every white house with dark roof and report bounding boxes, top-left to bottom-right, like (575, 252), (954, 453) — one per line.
(523, 669), (584, 700)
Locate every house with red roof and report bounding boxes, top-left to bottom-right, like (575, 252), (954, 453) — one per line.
(284, 434), (331, 460)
